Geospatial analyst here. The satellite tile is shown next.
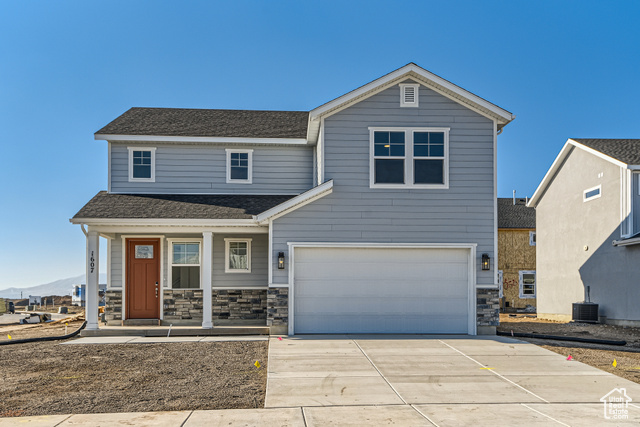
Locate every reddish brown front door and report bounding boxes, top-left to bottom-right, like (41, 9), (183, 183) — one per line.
(126, 239), (160, 319)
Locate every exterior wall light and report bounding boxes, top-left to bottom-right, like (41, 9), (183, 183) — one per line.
(481, 253), (490, 271)
(278, 252), (285, 269)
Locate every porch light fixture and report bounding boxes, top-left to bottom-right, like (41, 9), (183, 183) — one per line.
(278, 252), (285, 269)
(481, 253), (490, 271)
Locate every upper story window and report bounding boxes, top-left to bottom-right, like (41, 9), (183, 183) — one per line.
(226, 149), (253, 184)
(399, 83), (419, 107)
(128, 147), (156, 182)
(583, 185), (601, 202)
(529, 231), (536, 246)
(369, 127), (449, 189)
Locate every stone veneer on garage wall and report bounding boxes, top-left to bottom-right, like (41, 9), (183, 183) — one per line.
(266, 287), (288, 334)
(477, 288), (500, 333)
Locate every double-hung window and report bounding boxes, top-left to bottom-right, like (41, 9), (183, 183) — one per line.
(370, 127), (449, 188)
(128, 147), (156, 182)
(169, 240), (201, 289)
(225, 238), (252, 273)
(226, 149), (253, 184)
(519, 270), (536, 298)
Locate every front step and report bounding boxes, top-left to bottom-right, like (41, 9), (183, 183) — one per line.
(80, 326), (271, 337)
(122, 319), (161, 326)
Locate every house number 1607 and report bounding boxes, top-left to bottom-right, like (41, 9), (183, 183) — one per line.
(90, 251), (95, 273)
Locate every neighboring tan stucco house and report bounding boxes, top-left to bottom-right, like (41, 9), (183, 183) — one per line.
(497, 198), (536, 312)
(529, 139), (640, 325)
(71, 63), (515, 335)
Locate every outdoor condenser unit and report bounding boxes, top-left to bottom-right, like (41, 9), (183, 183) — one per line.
(572, 285), (599, 323)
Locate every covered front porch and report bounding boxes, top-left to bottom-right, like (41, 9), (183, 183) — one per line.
(81, 226), (281, 333)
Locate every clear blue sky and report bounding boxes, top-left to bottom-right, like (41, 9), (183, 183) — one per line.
(1, 1), (639, 288)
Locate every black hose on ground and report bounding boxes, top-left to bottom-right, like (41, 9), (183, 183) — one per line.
(0, 321), (87, 346)
(497, 330), (626, 346)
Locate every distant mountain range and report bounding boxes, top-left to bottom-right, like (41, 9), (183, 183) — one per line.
(0, 274), (107, 299)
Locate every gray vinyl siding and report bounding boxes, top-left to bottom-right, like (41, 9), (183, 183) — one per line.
(110, 234), (123, 288)
(272, 82), (496, 285)
(113, 233), (268, 290)
(110, 144), (313, 194)
(634, 173), (640, 233)
(536, 148), (640, 323)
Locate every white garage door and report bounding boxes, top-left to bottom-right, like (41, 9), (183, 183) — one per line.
(293, 247), (471, 334)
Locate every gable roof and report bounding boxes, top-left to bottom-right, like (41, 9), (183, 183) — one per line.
(95, 108), (309, 141)
(70, 192), (295, 222)
(571, 139), (640, 165)
(307, 63), (515, 143)
(498, 198), (536, 229)
(529, 138), (640, 208)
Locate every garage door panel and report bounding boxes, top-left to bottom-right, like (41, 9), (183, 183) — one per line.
(293, 247), (471, 334)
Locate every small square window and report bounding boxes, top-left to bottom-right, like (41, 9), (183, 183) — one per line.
(128, 147), (156, 182)
(226, 150), (253, 183)
(225, 239), (252, 273)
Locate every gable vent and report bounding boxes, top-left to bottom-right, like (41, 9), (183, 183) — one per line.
(400, 84), (419, 107)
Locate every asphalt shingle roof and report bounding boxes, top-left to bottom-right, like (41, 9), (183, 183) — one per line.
(95, 108), (309, 139)
(498, 198), (536, 229)
(572, 139), (640, 165)
(73, 192), (295, 220)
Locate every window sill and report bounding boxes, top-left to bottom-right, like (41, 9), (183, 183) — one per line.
(369, 183), (449, 189)
(224, 269), (252, 274)
(128, 178), (155, 183)
(226, 180), (253, 184)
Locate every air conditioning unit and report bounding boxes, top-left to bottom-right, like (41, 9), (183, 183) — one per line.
(572, 302), (599, 323)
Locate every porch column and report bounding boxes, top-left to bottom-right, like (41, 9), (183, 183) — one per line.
(86, 230), (100, 330)
(202, 231), (213, 329)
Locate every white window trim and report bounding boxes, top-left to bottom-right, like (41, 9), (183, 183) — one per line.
(167, 238), (203, 290)
(226, 149), (253, 184)
(369, 127), (450, 189)
(529, 231), (536, 246)
(224, 238), (252, 273)
(399, 83), (419, 107)
(498, 270), (504, 299)
(127, 147), (156, 182)
(583, 184), (601, 202)
(519, 270), (536, 299)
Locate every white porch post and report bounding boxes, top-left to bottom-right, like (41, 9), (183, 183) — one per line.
(85, 230), (100, 330)
(202, 231), (213, 329)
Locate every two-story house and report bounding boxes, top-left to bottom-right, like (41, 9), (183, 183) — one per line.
(528, 138), (640, 325)
(71, 63), (514, 335)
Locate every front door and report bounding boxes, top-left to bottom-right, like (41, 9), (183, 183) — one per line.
(126, 239), (160, 319)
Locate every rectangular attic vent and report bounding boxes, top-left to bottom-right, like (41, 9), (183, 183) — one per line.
(400, 84), (419, 107)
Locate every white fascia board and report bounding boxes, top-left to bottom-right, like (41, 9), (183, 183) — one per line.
(254, 180), (334, 224)
(95, 134), (309, 145)
(307, 64), (514, 140)
(70, 218), (259, 226)
(529, 139), (629, 207)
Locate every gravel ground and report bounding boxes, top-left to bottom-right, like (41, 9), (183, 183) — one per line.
(0, 334), (268, 417)
(499, 314), (640, 384)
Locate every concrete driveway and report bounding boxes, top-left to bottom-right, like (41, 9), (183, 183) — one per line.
(266, 335), (640, 426)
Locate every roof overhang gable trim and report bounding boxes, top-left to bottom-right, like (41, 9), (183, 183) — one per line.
(528, 139), (630, 208)
(306, 64), (515, 143)
(254, 180), (334, 224)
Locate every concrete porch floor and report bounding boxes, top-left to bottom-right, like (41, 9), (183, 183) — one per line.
(80, 325), (270, 337)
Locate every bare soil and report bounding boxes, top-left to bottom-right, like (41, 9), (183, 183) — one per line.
(499, 314), (640, 384)
(0, 322), (268, 418)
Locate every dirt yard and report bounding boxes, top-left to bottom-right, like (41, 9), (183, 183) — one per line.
(499, 314), (640, 384)
(0, 323), (268, 417)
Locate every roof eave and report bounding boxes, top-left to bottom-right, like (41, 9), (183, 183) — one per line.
(94, 134), (310, 145)
(254, 180), (334, 224)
